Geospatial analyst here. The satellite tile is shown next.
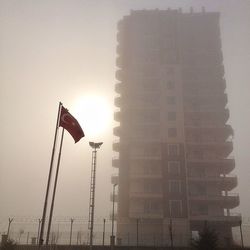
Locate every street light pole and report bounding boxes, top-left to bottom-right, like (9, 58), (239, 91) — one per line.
(88, 142), (103, 250)
(111, 183), (117, 247)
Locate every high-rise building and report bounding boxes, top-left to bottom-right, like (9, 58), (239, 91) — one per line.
(112, 8), (240, 247)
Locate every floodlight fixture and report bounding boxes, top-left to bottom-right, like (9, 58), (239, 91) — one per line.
(89, 142), (103, 149)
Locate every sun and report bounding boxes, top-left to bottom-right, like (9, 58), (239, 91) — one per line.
(72, 95), (113, 138)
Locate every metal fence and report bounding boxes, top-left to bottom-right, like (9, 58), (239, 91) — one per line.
(1, 216), (250, 247)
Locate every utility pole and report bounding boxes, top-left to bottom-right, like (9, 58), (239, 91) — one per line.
(102, 218), (106, 246)
(69, 218), (74, 245)
(37, 219), (42, 245)
(7, 218), (13, 240)
(111, 183), (117, 248)
(169, 218), (173, 250)
(240, 220), (244, 248)
(136, 219), (139, 247)
(26, 232), (30, 244)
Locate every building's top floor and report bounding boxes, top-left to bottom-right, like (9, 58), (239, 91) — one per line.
(118, 8), (220, 30)
(122, 7), (219, 19)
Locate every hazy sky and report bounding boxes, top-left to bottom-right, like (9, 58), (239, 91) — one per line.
(0, 0), (250, 231)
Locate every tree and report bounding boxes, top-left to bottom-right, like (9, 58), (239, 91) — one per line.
(1, 239), (16, 250)
(191, 223), (218, 250)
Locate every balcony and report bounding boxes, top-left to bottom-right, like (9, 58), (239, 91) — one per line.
(109, 212), (118, 221)
(116, 56), (123, 68)
(111, 174), (119, 185)
(184, 105), (228, 113)
(114, 111), (121, 122)
(190, 213), (241, 227)
(130, 172), (162, 180)
(116, 44), (122, 55)
(115, 99), (160, 110)
(129, 154), (162, 160)
(113, 126), (121, 136)
(186, 140), (233, 156)
(189, 193), (239, 209)
(184, 108), (229, 123)
(117, 31), (122, 43)
(188, 174), (237, 191)
(182, 78), (226, 93)
(112, 157), (120, 168)
(115, 69), (124, 81)
(115, 82), (122, 94)
(129, 191), (163, 199)
(129, 211), (164, 219)
(113, 140), (120, 152)
(185, 124), (234, 139)
(110, 192), (118, 202)
(184, 93), (228, 107)
(186, 157), (235, 174)
(114, 96), (122, 107)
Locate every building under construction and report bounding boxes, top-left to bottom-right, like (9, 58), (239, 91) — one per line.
(112, 8), (240, 247)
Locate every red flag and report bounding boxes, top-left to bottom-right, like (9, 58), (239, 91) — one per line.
(59, 106), (84, 143)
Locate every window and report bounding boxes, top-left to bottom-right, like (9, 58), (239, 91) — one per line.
(168, 144), (179, 155)
(168, 128), (177, 137)
(168, 161), (180, 175)
(169, 180), (182, 193)
(144, 181), (161, 193)
(198, 205), (208, 215)
(144, 200), (161, 213)
(167, 67), (175, 75)
(169, 200), (183, 217)
(166, 96), (176, 104)
(143, 166), (161, 175)
(167, 81), (175, 89)
(168, 112), (176, 121)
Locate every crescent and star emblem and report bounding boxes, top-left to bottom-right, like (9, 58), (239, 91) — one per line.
(61, 113), (76, 126)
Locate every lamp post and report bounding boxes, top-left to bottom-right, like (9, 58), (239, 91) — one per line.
(111, 183), (117, 247)
(88, 141), (103, 250)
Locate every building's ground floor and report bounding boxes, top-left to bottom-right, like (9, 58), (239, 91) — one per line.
(117, 217), (239, 247)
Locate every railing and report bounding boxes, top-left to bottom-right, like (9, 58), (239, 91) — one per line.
(129, 154), (162, 160)
(129, 191), (163, 198)
(110, 193), (118, 202)
(188, 173), (237, 179)
(186, 155), (235, 162)
(190, 213), (241, 222)
(130, 172), (162, 179)
(129, 211), (164, 219)
(111, 174), (119, 185)
(189, 193), (239, 200)
(186, 138), (233, 144)
(112, 157), (120, 168)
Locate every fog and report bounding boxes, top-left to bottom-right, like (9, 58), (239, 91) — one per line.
(0, 0), (249, 238)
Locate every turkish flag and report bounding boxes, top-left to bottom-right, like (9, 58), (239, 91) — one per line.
(59, 106), (84, 143)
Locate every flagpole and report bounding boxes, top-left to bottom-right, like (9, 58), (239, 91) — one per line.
(39, 102), (62, 247)
(46, 128), (65, 245)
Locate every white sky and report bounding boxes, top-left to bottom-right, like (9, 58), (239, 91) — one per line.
(0, 0), (249, 235)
